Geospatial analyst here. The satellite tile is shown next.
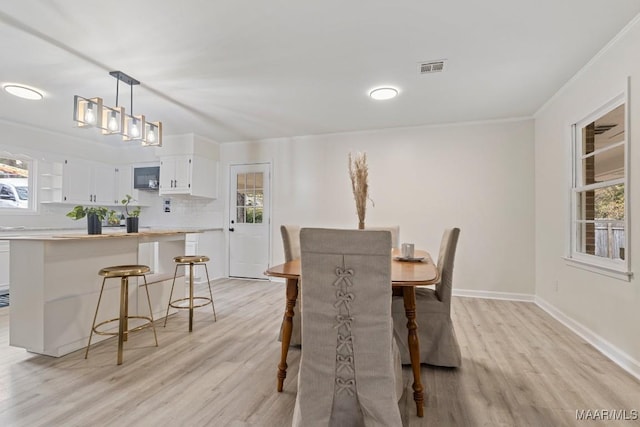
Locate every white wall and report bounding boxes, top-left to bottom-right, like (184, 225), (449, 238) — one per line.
(221, 119), (535, 295)
(534, 17), (640, 373)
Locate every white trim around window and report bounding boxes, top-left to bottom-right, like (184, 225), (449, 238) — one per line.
(567, 78), (631, 280)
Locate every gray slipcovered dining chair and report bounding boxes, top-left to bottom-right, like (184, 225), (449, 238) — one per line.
(278, 224), (302, 346)
(391, 227), (462, 367)
(292, 228), (403, 427)
(366, 225), (400, 249)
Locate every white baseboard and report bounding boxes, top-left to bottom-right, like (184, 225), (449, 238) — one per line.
(194, 275), (225, 285)
(453, 288), (535, 302)
(535, 296), (640, 381)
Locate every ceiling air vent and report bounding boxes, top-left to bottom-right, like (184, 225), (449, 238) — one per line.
(419, 60), (446, 75)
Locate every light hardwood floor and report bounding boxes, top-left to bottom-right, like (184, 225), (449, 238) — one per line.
(0, 279), (638, 426)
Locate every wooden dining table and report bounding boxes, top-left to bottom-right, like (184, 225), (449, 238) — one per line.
(264, 248), (439, 418)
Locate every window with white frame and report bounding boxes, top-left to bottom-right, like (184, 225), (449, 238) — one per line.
(0, 155), (33, 211)
(570, 91), (629, 274)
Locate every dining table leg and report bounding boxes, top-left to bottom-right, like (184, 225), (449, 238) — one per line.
(277, 278), (299, 392)
(403, 287), (424, 417)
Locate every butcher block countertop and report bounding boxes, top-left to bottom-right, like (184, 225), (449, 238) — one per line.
(1, 228), (216, 241)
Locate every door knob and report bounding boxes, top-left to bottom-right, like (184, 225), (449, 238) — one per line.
(229, 227), (235, 232)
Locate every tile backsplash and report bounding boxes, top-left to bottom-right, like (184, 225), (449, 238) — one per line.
(143, 196), (224, 229)
(0, 195), (224, 231)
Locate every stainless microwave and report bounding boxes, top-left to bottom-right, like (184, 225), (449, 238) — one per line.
(133, 166), (160, 190)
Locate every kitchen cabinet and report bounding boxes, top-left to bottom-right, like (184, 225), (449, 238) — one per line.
(159, 155), (191, 194)
(39, 161), (64, 204)
(117, 165), (133, 199)
(159, 155), (217, 198)
(93, 165), (119, 204)
(39, 159), (145, 206)
(62, 159), (118, 205)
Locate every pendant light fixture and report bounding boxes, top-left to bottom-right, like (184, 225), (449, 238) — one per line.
(114, 71), (145, 143)
(73, 71), (162, 146)
(73, 96), (103, 128)
(101, 71), (125, 136)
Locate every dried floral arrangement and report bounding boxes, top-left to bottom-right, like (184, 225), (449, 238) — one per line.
(348, 152), (374, 229)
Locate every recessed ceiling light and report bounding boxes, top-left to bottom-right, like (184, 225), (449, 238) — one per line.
(3, 84), (44, 100)
(369, 87), (398, 100)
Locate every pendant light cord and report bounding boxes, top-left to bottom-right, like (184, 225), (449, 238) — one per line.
(115, 75), (120, 107)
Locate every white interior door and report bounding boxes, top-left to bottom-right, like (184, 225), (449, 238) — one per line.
(229, 163), (270, 278)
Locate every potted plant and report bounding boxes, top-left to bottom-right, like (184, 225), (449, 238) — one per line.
(106, 210), (120, 226)
(66, 205), (109, 235)
(121, 194), (141, 233)
(348, 152), (374, 229)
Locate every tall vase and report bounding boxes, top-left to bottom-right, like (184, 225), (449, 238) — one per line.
(87, 213), (102, 235)
(358, 221), (365, 230)
(126, 217), (139, 233)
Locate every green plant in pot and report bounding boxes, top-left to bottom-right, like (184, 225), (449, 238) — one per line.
(66, 205), (109, 235)
(106, 210), (120, 226)
(121, 194), (141, 233)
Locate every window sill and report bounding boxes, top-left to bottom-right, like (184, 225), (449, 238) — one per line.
(563, 257), (633, 281)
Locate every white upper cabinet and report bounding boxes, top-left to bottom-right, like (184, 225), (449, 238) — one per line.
(117, 165), (133, 199)
(92, 164), (119, 205)
(159, 155), (217, 198)
(160, 155), (191, 194)
(39, 159), (154, 206)
(157, 134), (219, 199)
(62, 160), (91, 204)
(62, 159), (118, 205)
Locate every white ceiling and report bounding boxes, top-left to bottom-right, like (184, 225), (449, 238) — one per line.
(1, 1), (639, 144)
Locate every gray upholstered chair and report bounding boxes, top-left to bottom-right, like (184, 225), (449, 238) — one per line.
(278, 225), (302, 346)
(292, 228), (403, 427)
(366, 225), (400, 249)
(281, 224), (301, 262)
(391, 227), (462, 367)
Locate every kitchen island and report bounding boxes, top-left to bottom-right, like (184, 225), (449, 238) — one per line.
(6, 229), (208, 357)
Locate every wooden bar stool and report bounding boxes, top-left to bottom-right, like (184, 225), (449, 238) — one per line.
(164, 255), (216, 331)
(85, 265), (158, 365)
